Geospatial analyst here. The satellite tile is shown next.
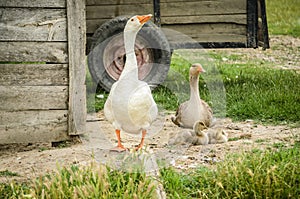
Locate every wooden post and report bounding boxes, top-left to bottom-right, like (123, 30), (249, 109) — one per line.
(67, 0), (87, 135)
(259, 0), (270, 49)
(247, 0), (258, 48)
(153, 0), (161, 27)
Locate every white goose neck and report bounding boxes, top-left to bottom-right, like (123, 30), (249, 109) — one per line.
(119, 29), (139, 80)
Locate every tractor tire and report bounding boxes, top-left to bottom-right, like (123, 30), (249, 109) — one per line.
(88, 15), (171, 91)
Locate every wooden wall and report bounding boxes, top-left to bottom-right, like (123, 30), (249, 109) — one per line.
(86, 0), (247, 47)
(0, 0), (86, 143)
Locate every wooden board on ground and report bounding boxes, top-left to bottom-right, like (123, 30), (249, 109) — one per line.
(0, 110), (68, 144)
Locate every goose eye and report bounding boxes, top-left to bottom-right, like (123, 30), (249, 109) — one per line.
(131, 18), (134, 21)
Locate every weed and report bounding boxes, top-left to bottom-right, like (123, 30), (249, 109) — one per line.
(266, 0), (300, 37)
(272, 142), (286, 149)
(0, 170), (19, 177)
(160, 144), (300, 198)
(255, 139), (268, 143)
(228, 137), (240, 141)
(0, 182), (30, 199)
(1, 163), (156, 199)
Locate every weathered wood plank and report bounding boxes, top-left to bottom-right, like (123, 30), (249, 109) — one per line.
(67, 0), (86, 135)
(0, 0), (66, 8)
(86, 4), (152, 19)
(162, 23), (246, 35)
(162, 27), (246, 43)
(0, 8), (67, 41)
(161, 14), (247, 25)
(86, 19), (110, 34)
(0, 42), (68, 63)
(0, 86), (68, 111)
(167, 33), (247, 44)
(86, 0), (245, 5)
(0, 110), (68, 144)
(86, 0), (246, 19)
(160, 0), (246, 16)
(0, 64), (68, 86)
(162, 0), (246, 2)
(86, 14), (247, 34)
(86, 0), (150, 5)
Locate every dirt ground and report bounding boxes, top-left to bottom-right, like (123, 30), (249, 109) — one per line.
(0, 35), (299, 183)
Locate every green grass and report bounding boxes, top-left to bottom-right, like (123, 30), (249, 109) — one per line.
(255, 139), (268, 143)
(0, 164), (155, 199)
(0, 183), (30, 199)
(88, 53), (300, 124)
(168, 51), (300, 124)
(0, 170), (19, 177)
(160, 143), (300, 198)
(266, 0), (300, 37)
(2, 143), (299, 198)
(217, 60), (300, 123)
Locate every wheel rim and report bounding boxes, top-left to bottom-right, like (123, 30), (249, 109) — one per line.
(103, 34), (154, 81)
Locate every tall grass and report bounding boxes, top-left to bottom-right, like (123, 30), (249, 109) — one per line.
(160, 143), (300, 198)
(266, 0), (300, 37)
(154, 51), (300, 124)
(2, 144), (299, 198)
(212, 54), (300, 123)
(0, 164), (155, 199)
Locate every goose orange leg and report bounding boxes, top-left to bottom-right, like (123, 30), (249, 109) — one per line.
(110, 129), (128, 152)
(135, 129), (147, 151)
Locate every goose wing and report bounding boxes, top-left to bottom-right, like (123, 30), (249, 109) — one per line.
(128, 82), (158, 129)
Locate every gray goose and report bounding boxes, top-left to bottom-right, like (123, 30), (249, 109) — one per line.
(171, 63), (213, 128)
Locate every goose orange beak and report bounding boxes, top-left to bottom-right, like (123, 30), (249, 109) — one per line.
(200, 68), (206, 73)
(137, 14), (152, 24)
(197, 66), (206, 73)
(192, 63), (205, 73)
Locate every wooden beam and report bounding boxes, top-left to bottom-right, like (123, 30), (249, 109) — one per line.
(153, 0), (161, 27)
(67, 0), (86, 135)
(86, 4), (152, 19)
(0, 110), (68, 144)
(0, 64), (68, 86)
(0, 8), (67, 41)
(0, 86), (68, 111)
(162, 23), (246, 36)
(86, 15), (247, 34)
(246, 0), (258, 48)
(258, 0), (270, 49)
(161, 15), (247, 25)
(0, 0), (66, 8)
(86, 19), (108, 34)
(86, 0), (151, 5)
(160, 0), (246, 16)
(166, 33), (247, 44)
(86, 1), (246, 19)
(0, 42), (68, 63)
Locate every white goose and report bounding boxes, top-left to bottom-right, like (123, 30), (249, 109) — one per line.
(171, 63), (213, 128)
(104, 14), (158, 152)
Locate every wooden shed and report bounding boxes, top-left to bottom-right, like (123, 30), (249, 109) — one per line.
(0, 0), (86, 144)
(86, 0), (269, 50)
(86, 0), (269, 91)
